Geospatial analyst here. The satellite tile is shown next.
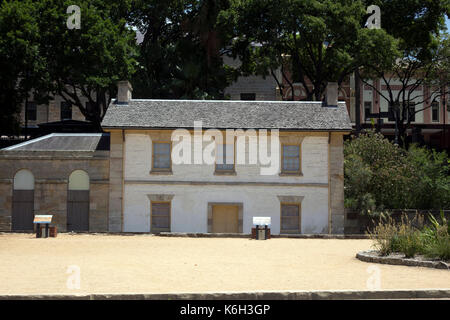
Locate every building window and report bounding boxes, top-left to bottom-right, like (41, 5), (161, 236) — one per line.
(280, 203), (301, 234)
(364, 101), (372, 121)
(86, 101), (93, 113)
(432, 102), (439, 122)
(60, 102), (72, 120)
(281, 144), (301, 174)
(151, 202), (170, 232)
(388, 105), (395, 121)
(215, 144), (235, 173)
(240, 93), (256, 101)
(408, 102), (415, 122)
(25, 102), (37, 121)
(152, 142), (171, 172)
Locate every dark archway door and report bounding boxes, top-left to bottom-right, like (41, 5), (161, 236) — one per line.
(67, 170), (90, 232)
(12, 190), (34, 231)
(67, 190), (89, 232)
(12, 169), (35, 231)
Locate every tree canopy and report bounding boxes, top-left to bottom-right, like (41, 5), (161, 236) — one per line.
(0, 0), (49, 134)
(129, 0), (236, 99)
(218, 0), (398, 101)
(358, 0), (449, 146)
(0, 0), (137, 132)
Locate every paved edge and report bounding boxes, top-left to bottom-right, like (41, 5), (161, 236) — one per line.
(356, 250), (450, 270)
(0, 231), (369, 239)
(158, 232), (369, 239)
(0, 289), (449, 300)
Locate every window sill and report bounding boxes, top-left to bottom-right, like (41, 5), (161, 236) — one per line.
(150, 170), (173, 175)
(214, 170), (237, 176)
(279, 172), (303, 177)
(280, 231), (301, 235)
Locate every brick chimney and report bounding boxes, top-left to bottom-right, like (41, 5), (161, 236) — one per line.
(325, 82), (338, 107)
(117, 81), (133, 104)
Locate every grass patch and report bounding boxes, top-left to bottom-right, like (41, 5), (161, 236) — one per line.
(367, 211), (449, 261)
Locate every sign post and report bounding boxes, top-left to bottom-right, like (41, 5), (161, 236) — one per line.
(33, 215), (53, 238)
(252, 217), (271, 240)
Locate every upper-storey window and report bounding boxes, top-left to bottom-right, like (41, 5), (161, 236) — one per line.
(215, 144), (235, 173)
(26, 102), (37, 121)
(408, 102), (416, 122)
(364, 101), (372, 121)
(152, 142), (172, 172)
(281, 144), (301, 175)
(432, 102), (439, 122)
(60, 101), (72, 120)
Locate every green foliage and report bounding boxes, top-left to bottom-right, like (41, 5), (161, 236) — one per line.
(367, 212), (450, 261)
(421, 212), (450, 260)
(407, 145), (450, 209)
(367, 213), (399, 255)
(0, 0), (137, 132)
(38, 0), (138, 129)
(219, 0), (399, 101)
(0, 0), (50, 134)
(345, 130), (413, 214)
(358, 1), (449, 146)
(130, 0), (236, 100)
(345, 130), (450, 214)
(396, 214), (424, 258)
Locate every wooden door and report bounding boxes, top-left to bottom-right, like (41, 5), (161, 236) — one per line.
(67, 190), (89, 231)
(12, 190), (34, 231)
(212, 205), (239, 233)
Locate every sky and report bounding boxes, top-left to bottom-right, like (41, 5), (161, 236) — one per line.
(446, 17), (450, 32)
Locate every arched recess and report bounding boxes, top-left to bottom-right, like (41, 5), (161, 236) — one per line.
(67, 170), (90, 232)
(12, 169), (35, 231)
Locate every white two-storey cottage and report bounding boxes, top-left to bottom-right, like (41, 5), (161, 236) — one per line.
(101, 81), (351, 235)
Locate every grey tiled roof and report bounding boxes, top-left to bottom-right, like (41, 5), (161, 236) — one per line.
(101, 100), (352, 131)
(1, 134), (110, 152)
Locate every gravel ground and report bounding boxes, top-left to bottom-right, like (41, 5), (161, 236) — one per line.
(0, 233), (449, 295)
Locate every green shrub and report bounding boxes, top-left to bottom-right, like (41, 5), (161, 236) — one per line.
(407, 146), (450, 210)
(345, 130), (450, 215)
(368, 213), (425, 258)
(367, 213), (399, 256)
(421, 212), (450, 261)
(424, 232), (450, 261)
(369, 211), (450, 261)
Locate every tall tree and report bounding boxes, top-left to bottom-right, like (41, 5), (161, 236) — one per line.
(129, 0), (236, 99)
(37, 0), (137, 130)
(0, 0), (49, 135)
(359, 0), (449, 146)
(219, 0), (397, 101)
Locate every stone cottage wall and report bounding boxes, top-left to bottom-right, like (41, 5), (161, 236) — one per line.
(0, 153), (109, 232)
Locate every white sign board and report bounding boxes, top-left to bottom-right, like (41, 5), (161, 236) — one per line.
(33, 215), (53, 224)
(253, 217), (271, 226)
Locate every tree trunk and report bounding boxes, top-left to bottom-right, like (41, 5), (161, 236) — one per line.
(355, 70), (361, 134)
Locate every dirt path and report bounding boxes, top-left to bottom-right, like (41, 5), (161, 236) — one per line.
(0, 233), (448, 294)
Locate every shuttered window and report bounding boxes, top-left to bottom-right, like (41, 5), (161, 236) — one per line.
(281, 204), (301, 234)
(152, 142), (171, 171)
(282, 145), (301, 173)
(151, 202), (170, 232)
